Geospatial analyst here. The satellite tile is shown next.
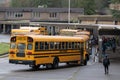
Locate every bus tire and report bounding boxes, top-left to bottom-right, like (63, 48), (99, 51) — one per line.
(31, 65), (40, 70)
(83, 59), (87, 65)
(66, 62), (70, 65)
(46, 64), (52, 69)
(86, 54), (89, 61)
(52, 58), (59, 69)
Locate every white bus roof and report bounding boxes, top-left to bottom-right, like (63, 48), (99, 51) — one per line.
(20, 27), (40, 30)
(96, 24), (120, 30)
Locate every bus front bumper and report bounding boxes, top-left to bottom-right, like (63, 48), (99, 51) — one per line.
(9, 59), (35, 65)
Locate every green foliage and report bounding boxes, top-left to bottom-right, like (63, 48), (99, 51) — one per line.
(112, 10), (120, 19)
(11, 0), (62, 8)
(111, 0), (120, 3)
(110, 0), (120, 19)
(95, 0), (110, 10)
(10, 0), (111, 15)
(80, 0), (96, 15)
(0, 43), (10, 54)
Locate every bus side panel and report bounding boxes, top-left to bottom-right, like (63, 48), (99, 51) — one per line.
(35, 57), (53, 65)
(59, 55), (81, 63)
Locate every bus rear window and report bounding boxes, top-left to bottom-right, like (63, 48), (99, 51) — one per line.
(17, 43), (26, 50)
(27, 44), (32, 50)
(10, 43), (16, 49)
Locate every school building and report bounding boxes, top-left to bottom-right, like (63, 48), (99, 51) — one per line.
(0, 7), (120, 36)
(0, 7), (84, 34)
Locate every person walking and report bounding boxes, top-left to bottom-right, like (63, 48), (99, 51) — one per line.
(103, 56), (110, 74)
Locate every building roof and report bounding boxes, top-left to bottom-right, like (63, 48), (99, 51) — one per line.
(78, 15), (114, 21)
(0, 7), (84, 13)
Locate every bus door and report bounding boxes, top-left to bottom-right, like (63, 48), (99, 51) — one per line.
(80, 42), (84, 64)
(16, 43), (26, 57)
(16, 37), (33, 58)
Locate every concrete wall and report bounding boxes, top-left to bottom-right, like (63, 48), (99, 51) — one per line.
(0, 12), (5, 20)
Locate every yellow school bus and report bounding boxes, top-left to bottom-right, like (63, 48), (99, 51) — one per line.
(11, 27), (47, 36)
(60, 29), (78, 36)
(75, 30), (90, 36)
(9, 35), (89, 69)
(60, 29), (90, 36)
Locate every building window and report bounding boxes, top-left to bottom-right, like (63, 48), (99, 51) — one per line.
(33, 12), (40, 17)
(49, 12), (57, 18)
(7, 12), (23, 18)
(15, 13), (23, 17)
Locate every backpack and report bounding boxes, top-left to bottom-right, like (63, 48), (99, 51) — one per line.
(103, 58), (110, 66)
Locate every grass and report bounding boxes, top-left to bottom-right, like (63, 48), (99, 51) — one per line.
(0, 43), (10, 54)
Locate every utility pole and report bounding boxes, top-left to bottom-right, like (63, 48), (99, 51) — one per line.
(68, 0), (70, 23)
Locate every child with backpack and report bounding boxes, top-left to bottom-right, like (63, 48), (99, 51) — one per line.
(103, 56), (110, 74)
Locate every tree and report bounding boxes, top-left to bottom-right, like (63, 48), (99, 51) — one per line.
(110, 0), (120, 19)
(111, 0), (120, 3)
(80, 0), (96, 15)
(61, 0), (96, 15)
(11, 0), (109, 15)
(10, 0), (62, 8)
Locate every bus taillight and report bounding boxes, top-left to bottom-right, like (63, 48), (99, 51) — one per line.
(10, 51), (15, 54)
(27, 52), (32, 55)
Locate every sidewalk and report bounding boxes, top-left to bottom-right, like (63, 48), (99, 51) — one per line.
(75, 60), (120, 80)
(106, 46), (120, 59)
(0, 53), (8, 58)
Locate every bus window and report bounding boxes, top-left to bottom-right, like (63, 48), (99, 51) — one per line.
(40, 42), (44, 50)
(45, 42), (49, 49)
(35, 42), (39, 50)
(72, 42), (74, 49)
(50, 42), (54, 49)
(55, 42), (59, 49)
(10, 43), (16, 49)
(81, 42), (84, 49)
(66, 42), (68, 49)
(75, 42), (77, 49)
(17, 43), (26, 50)
(69, 42), (72, 49)
(17, 43), (26, 53)
(77, 42), (81, 49)
(27, 44), (32, 50)
(62, 42), (65, 49)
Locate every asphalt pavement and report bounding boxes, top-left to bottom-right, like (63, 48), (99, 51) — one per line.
(0, 57), (120, 80)
(0, 34), (10, 43)
(74, 59), (120, 80)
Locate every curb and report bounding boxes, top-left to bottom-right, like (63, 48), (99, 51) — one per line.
(0, 52), (8, 58)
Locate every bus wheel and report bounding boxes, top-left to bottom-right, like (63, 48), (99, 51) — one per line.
(86, 54), (89, 61)
(52, 58), (59, 69)
(46, 64), (52, 69)
(83, 59), (87, 65)
(66, 62), (70, 65)
(31, 65), (40, 70)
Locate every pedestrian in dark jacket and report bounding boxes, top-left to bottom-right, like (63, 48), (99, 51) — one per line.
(103, 56), (110, 74)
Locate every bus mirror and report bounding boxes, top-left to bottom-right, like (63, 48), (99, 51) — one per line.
(10, 51), (15, 54)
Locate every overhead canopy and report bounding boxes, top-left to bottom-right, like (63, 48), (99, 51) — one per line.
(98, 24), (120, 35)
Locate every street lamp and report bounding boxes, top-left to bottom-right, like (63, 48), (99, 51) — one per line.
(68, 0), (70, 23)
